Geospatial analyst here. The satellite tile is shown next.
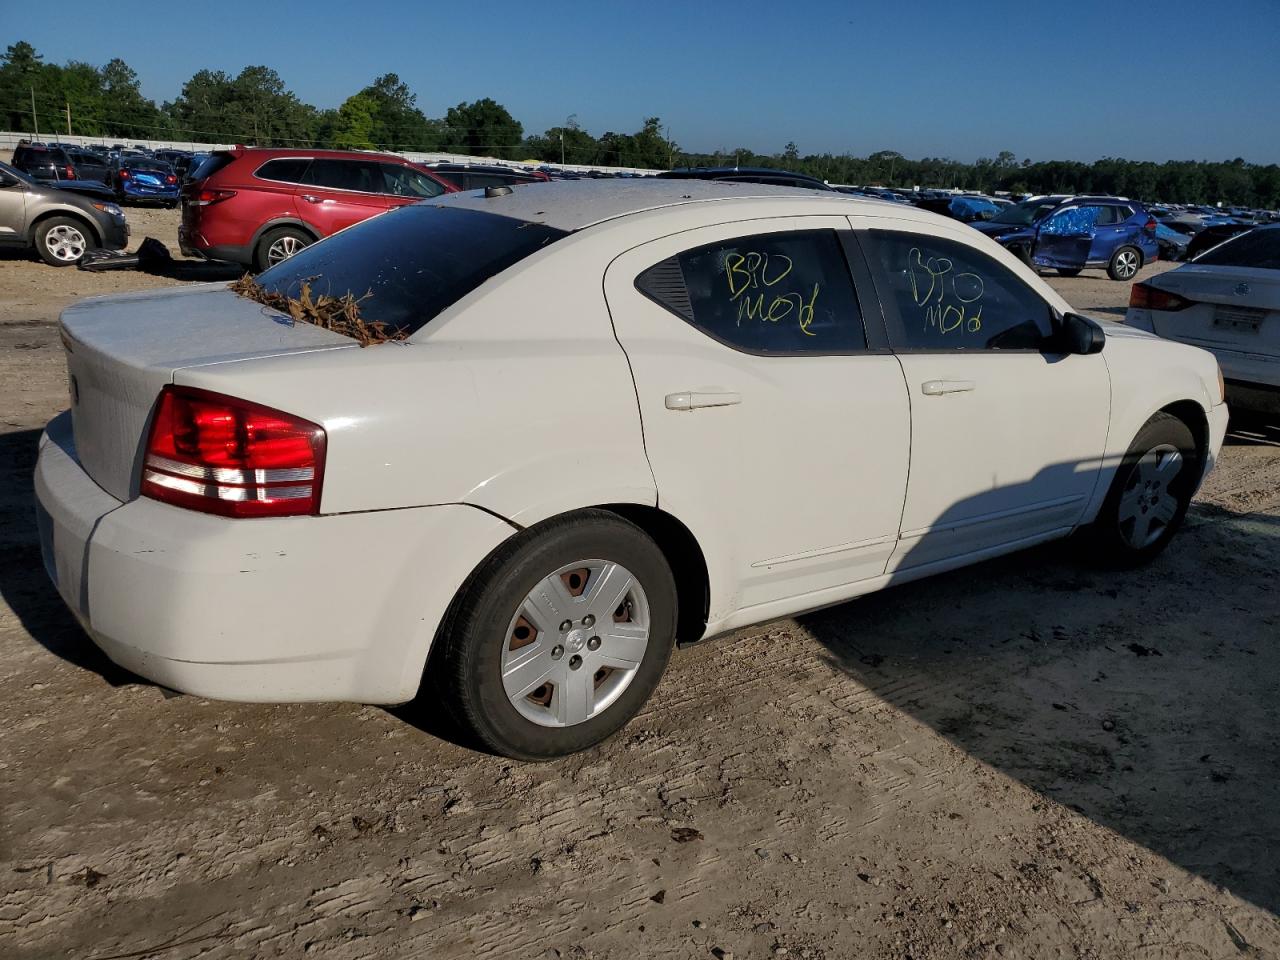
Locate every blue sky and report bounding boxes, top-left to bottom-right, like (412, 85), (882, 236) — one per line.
(3, 0), (1278, 163)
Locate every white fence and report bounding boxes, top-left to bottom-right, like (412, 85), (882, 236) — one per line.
(0, 131), (659, 177)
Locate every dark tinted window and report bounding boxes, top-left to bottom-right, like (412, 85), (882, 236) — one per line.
(302, 158), (381, 193)
(1094, 205), (1131, 225)
(466, 173), (516, 189)
(252, 205), (567, 337)
(1195, 228), (1280, 270)
(190, 152), (236, 182)
(378, 163), (445, 198)
(636, 230), (866, 353)
(429, 169), (466, 188)
(868, 231), (1052, 350)
(255, 158), (311, 184)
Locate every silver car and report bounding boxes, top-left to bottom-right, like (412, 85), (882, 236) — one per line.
(0, 160), (129, 266)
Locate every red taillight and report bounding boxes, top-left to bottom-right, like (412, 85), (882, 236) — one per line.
(64, 164), (75, 180)
(119, 169), (130, 179)
(192, 188), (236, 206)
(141, 386), (326, 518)
(1144, 217), (1157, 232)
(1129, 282), (1194, 312)
(166, 174), (177, 184)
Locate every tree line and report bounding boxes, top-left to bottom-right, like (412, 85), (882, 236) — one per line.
(3, 41), (1278, 208)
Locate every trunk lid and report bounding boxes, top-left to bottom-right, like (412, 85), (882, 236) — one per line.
(1149, 265), (1280, 360)
(61, 283), (353, 502)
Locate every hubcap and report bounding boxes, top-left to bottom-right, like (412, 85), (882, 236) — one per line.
(267, 235), (305, 265)
(1117, 443), (1183, 549)
(500, 560), (650, 728)
(1116, 250), (1138, 278)
(45, 225), (86, 262)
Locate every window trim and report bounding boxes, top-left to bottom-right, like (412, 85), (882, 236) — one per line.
(633, 227), (884, 359)
(857, 227), (1058, 356)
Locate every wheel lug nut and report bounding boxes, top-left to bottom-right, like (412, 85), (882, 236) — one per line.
(569, 654), (583, 670)
(582, 614), (595, 628)
(587, 636), (601, 651)
(551, 645), (564, 660)
(559, 620), (572, 633)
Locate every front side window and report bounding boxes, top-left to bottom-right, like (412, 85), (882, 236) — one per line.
(867, 231), (1052, 351)
(1041, 206), (1102, 236)
(636, 229), (866, 353)
(379, 164), (446, 198)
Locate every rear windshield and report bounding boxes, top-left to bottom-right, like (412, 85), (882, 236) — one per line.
(252, 204), (568, 337)
(1194, 228), (1280, 270)
(190, 151), (236, 182)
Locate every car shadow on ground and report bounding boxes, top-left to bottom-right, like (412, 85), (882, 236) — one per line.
(798, 459), (1280, 915)
(0, 428), (142, 687)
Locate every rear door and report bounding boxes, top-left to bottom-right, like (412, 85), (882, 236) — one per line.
(1032, 205), (1101, 269)
(295, 158), (393, 236)
(1089, 204), (1132, 261)
(604, 217), (911, 621)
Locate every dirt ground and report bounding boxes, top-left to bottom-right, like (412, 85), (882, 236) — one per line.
(1, 208), (1278, 960)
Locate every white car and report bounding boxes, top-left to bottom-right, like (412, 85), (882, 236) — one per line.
(1126, 224), (1280, 412)
(35, 180), (1228, 759)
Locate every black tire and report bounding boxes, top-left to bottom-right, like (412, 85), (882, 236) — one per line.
(34, 216), (97, 267)
(1055, 268), (1082, 277)
(433, 509), (677, 760)
(1107, 245), (1142, 281)
(254, 226), (313, 272)
(1078, 412), (1199, 568)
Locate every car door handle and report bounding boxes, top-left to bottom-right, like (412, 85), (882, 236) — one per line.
(665, 391), (742, 411)
(300, 194), (322, 203)
(921, 379), (976, 396)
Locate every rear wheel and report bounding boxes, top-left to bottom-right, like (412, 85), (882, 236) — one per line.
(1107, 245), (1142, 281)
(433, 510), (677, 760)
(1079, 412), (1198, 567)
(1055, 268), (1082, 277)
(254, 226), (313, 272)
(34, 216), (95, 267)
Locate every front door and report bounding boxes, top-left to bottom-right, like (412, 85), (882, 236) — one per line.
(0, 181), (27, 242)
(857, 221), (1111, 571)
(1033, 204), (1102, 270)
(603, 217), (911, 624)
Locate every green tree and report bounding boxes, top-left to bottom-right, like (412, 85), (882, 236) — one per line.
(442, 98), (522, 159)
(331, 93), (377, 150)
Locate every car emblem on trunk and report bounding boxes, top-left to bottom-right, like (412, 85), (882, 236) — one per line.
(1235, 282), (1250, 295)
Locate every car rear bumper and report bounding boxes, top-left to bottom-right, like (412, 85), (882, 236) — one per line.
(178, 225), (251, 265)
(34, 411), (515, 704)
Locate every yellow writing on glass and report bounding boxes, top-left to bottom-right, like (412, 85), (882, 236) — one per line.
(723, 250), (820, 335)
(907, 247), (984, 335)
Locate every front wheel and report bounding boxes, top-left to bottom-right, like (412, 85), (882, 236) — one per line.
(35, 216), (96, 267)
(433, 510), (677, 760)
(1079, 412), (1198, 567)
(1107, 245), (1142, 281)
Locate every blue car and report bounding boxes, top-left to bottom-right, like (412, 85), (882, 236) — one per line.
(969, 195), (1159, 280)
(111, 158), (180, 207)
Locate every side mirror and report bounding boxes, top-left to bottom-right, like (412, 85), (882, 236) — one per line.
(1050, 311), (1106, 355)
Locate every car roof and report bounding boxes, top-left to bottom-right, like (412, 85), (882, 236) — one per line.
(430, 177), (900, 231)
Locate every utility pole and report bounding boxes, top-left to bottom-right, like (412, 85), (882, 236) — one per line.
(65, 101), (72, 137)
(560, 130), (564, 165)
(31, 86), (39, 141)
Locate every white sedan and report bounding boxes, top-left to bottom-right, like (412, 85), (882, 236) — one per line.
(35, 180), (1228, 759)
(1126, 224), (1280, 412)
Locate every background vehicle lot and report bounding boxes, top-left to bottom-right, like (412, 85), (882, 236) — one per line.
(2, 209), (1279, 958)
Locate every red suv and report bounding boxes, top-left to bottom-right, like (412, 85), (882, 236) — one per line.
(179, 147), (457, 271)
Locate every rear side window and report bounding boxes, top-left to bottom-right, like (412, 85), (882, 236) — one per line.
(252, 205), (567, 337)
(190, 152), (236, 182)
(1195, 229), (1280, 269)
(255, 158), (311, 184)
(636, 230), (866, 354)
(867, 230), (1052, 351)
(1095, 205), (1131, 225)
(302, 158), (382, 193)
